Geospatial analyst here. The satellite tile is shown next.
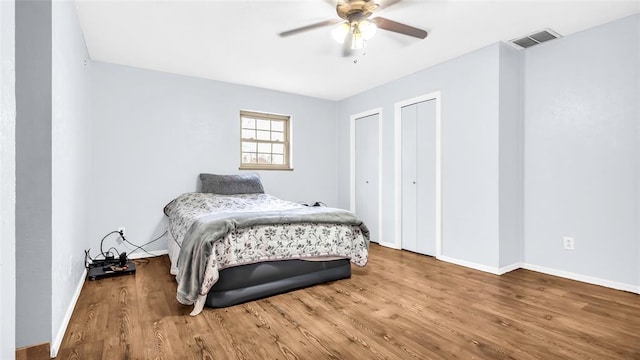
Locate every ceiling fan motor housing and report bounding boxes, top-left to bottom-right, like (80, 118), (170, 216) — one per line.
(337, 0), (379, 23)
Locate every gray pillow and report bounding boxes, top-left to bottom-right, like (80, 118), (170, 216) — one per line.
(199, 173), (264, 195)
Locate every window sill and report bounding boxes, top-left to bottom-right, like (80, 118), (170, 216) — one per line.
(239, 166), (294, 171)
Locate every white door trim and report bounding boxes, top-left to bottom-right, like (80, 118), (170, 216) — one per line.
(394, 91), (442, 256)
(0, 1), (17, 358)
(350, 108), (384, 245)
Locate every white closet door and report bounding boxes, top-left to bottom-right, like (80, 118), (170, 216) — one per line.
(355, 114), (379, 243)
(416, 100), (436, 255)
(401, 105), (418, 253)
(401, 100), (436, 256)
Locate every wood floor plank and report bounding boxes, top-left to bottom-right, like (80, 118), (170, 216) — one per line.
(324, 277), (528, 359)
(269, 291), (396, 359)
(243, 298), (343, 359)
(57, 244), (640, 359)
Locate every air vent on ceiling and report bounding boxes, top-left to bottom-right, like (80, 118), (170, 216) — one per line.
(509, 28), (562, 50)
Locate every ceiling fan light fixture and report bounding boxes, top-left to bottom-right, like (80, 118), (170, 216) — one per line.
(332, 21), (351, 43)
(278, 0), (428, 56)
(351, 32), (365, 50)
(358, 19), (377, 40)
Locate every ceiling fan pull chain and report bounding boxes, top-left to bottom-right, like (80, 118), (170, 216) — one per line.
(353, 40), (367, 64)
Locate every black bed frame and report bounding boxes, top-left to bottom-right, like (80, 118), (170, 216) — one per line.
(205, 258), (351, 308)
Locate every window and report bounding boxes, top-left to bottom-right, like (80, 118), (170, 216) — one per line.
(240, 110), (291, 170)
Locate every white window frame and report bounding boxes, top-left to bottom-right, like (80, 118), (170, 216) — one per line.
(239, 110), (292, 171)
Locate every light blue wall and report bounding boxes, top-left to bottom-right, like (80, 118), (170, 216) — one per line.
(51, 0), (91, 352)
(15, 0), (52, 348)
(12, 0), (92, 351)
(336, 14), (639, 286)
(498, 43), (524, 268)
(337, 44), (506, 269)
(88, 62), (338, 254)
(524, 14), (640, 286)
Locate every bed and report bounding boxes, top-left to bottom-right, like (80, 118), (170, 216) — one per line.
(164, 173), (370, 315)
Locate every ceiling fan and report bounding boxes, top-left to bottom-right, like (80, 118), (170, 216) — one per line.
(279, 0), (428, 56)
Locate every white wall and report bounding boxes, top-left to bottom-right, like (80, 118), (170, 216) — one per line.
(498, 43), (524, 268)
(88, 62), (338, 254)
(0, 0), (16, 357)
(337, 44), (507, 270)
(524, 14), (640, 288)
(15, 0), (52, 348)
(51, 0), (91, 355)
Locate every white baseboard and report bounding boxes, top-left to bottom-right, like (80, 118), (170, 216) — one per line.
(378, 241), (401, 250)
(435, 254), (639, 295)
(51, 268), (86, 358)
(522, 263), (640, 294)
(498, 261), (524, 275)
(127, 249), (168, 259)
(50, 249), (169, 358)
(437, 255), (503, 275)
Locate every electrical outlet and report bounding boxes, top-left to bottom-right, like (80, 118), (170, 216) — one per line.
(563, 236), (575, 250)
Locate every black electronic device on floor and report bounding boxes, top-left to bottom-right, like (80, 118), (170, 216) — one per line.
(87, 253), (136, 281)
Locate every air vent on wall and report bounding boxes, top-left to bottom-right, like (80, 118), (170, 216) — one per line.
(509, 28), (562, 50)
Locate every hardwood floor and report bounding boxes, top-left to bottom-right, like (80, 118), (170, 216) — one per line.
(58, 244), (640, 359)
(16, 342), (50, 360)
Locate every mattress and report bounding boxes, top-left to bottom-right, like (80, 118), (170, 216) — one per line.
(168, 227), (352, 308)
(205, 258), (351, 307)
(165, 192), (369, 314)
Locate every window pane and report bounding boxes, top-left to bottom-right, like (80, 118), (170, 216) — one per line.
(272, 143), (284, 154)
(242, 153), (257, 164)
(242, 129), (256, 140)
(256, 119), (270, 130)
(242, 117), (255, 129)
(242, 141), (257, 152)
(240, 112), (290, 169)
(272, 131), (284, 142)
(257, 153), (271, 164)
(272, 154), (284, 165)
(271, 121), (284, 132)
(257, 130), (270, 140)
(258, 143), (271, 153)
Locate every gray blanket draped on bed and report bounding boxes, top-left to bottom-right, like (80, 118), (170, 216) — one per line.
(175, 206), (370, 305)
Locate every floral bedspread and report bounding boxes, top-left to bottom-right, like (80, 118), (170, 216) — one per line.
(166, 193), (303, 247)
(164, 192), (370, 315)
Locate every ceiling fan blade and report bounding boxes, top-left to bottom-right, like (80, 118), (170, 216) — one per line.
(279, 19), (341, 37)
(372, 17), (428, 39)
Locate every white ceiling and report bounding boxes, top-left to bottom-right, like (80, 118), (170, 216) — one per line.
(75, 0), (640, 101)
